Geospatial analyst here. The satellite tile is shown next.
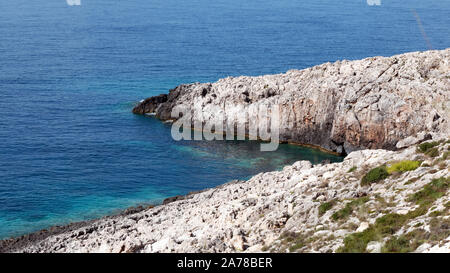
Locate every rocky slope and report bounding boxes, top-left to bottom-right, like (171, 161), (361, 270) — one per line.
(133, 49), (450, 154)
(1, 137), (449, 253)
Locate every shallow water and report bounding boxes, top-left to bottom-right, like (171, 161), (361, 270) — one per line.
(0, 0), (449, 239)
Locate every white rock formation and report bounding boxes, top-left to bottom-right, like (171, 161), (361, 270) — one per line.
(134, 49), (450, 154)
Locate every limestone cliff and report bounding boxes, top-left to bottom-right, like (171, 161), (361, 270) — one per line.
(133, 49), (450, 154)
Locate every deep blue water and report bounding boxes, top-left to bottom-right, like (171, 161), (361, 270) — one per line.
(0, 0), (449, 239)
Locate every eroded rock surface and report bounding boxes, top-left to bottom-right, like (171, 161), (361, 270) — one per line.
(133, 49), (450, 154)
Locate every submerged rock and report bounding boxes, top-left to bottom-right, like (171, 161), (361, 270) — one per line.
(133, 94), (168, 115)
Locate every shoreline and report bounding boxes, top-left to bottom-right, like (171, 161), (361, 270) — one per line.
(0, 203), (152, 253)
(148, 114), (345, 156)
(0, 180), (240, 253)
(0, 136), (342, 251)
(3, 139), (449, 253)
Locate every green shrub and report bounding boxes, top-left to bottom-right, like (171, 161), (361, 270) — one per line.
(381, 236), (412, 253)
(278, 231), (305, 253)
(429, 218), (450, 242)
(332, 196), (369, 221)
(338, 212), (410, 253)
(348, 166), (357, 173)
(425, 147), (439, 157)
(417, 141), (440, 158)
(332, 205), (352, 221)
(408, 177), (449, 206)
(418, 141), (439, 153)
(361, 166), (389, 185)
(338, 228), (377, 253)
(289, 241), (305, 252)
(382, 229), (429, 253)
(387, 160), (421, 174)
(375, 213), (408, 235)
(318, 201), (335, 216)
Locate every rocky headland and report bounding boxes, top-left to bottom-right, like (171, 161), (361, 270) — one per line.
(133, 49), (449, 154)
(1, 49), (449, 253)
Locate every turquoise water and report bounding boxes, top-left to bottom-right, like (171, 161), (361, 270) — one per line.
(0, 0), (449, 239)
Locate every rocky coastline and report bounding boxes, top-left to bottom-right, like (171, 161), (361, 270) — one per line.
(1, 138), (449, 253)
(1, 49), (449, 253)
(133, 49), (449, 154)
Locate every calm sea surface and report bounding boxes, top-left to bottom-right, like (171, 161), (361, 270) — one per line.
(0, 0), (449, 239)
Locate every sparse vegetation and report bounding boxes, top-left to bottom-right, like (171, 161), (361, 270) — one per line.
(418, 141), (439, 153)
(408, 177), (449, 206)
(404, 229), (429, 250)
(387, 160), (421, 174)
(442, 151), (449, 160)
(361, 166), (389, 185)
(416, 141), (441, 157)
(405, 175), (423, 185)
(445, 201), (450, 209)
(382, 229), (429, 253)
(425, 147), (439, 157)
(381, 235), (412, 253)
(289, 241), (305, 252)
(429, 217), (450, 242)
(319, 201), (335, 216)
(338, 176), (449, 253)
(277, 231), (305, 253)
(429, 210), (444, 217)
(381, 219), (448, 253)
(348, 166), (357, 173)
(338, 211), (414, 253)
(332, 196), (369, 221)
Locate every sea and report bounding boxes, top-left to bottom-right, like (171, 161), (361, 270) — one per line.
(0, 0), (449, 239)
